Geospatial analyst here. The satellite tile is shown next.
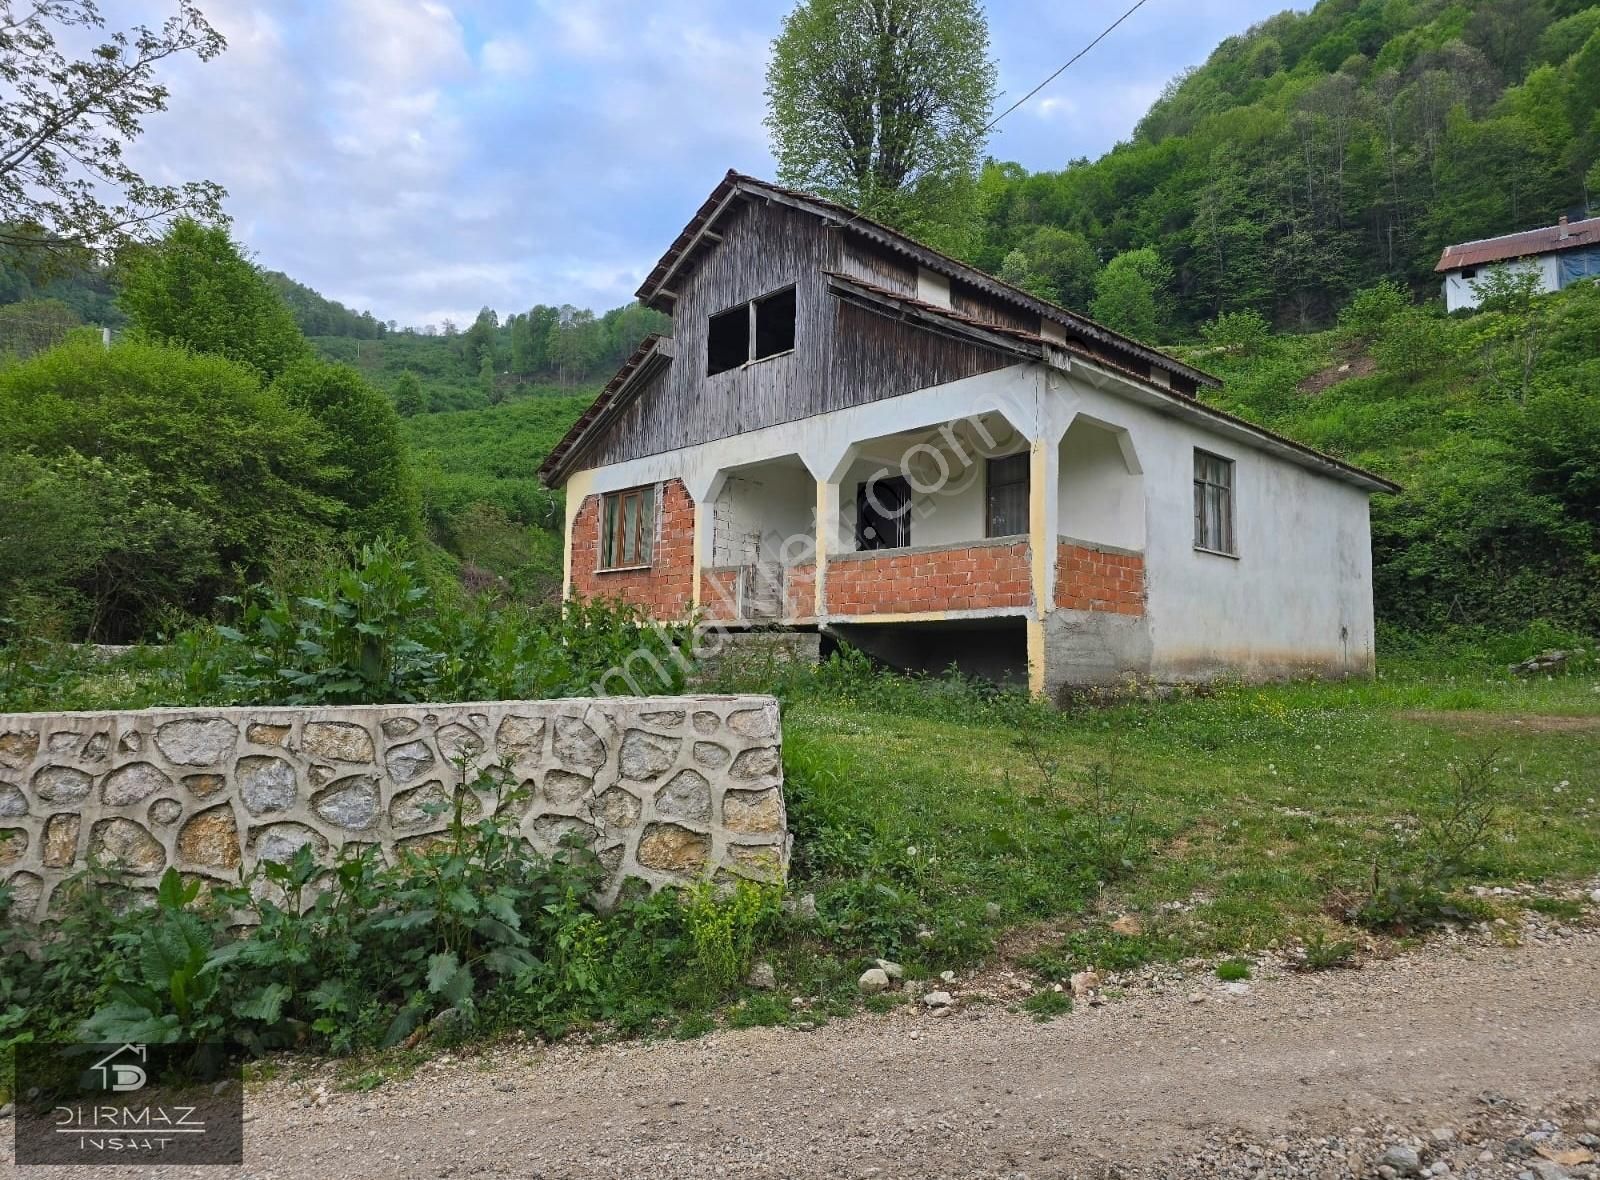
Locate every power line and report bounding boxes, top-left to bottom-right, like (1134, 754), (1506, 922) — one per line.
(985, 0), (1155, 132)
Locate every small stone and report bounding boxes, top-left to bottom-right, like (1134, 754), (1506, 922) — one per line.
(1070, 969), (1101, 999)
(552, 717), (606, 770)
(385, 740), (436, 784)
(1188, 991), (1206, 1004)
(237, 754), (298, 815)
(1430, 1128), (1456, 1145)
(620, 730), (680, 779)
(1379, 1144), (1422, 1177)
(312, 775), (380, 830)
(434, 722), (484, 765)
(42, 813), (80, 867)
(858, 968), (890, 995)
(154, 717), (238, 766)
(0, 1101), (11, 1119)
(494, 715), (546, 762)
(381, 717), (420, 740)
(939, 970), (955, 984)
(922, 990), (953, 1009)
(33, 764), (92, 805)
(0, 783), (29, 817)
(722, 787), (783, 833)
(147, 797), (183, 827)
(302, 721), (375, 763)
(246, 723), (292, 747)
(177, 806), (241, 870)
(88, 817), (166, 874)
(635, 823), (708, 873)
(794, 892), (818, 922)
(729, 746), (780, 781)
(872, 958), (903, 980)
(746, 962), (776, 990)
(654, 769), (711, 821)
(1110, 913), (1142, 935)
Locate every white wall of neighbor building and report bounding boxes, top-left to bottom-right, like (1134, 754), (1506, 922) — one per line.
(1442, 255), (1559, 312)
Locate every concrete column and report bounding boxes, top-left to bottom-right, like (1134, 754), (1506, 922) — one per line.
(683, 469), (728, 614)
(1027, 430), (1062, 698)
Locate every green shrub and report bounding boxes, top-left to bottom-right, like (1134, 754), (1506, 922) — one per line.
(1215, 958), (1252, 981)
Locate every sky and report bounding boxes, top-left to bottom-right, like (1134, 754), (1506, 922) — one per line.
(126, 0), (1303, 329)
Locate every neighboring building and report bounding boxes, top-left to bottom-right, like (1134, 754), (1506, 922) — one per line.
(1436, 214), (1600, 312)
(539, 171), (1397, 697)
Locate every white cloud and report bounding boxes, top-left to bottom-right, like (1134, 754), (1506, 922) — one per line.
(111, 0), (1302, 326)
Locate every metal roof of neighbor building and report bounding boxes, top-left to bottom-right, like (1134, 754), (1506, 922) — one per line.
(1435, 216), (1600, 272)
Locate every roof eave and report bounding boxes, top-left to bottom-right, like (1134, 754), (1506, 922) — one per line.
(538, 335), (676, 487)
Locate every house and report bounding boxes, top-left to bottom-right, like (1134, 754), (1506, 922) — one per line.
(1436, 214), (1600, 312)
(539, 171), (1397, 698)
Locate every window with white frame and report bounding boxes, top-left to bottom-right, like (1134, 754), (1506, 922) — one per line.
(1193, 450), (1235, 555)
(600, 485), (655, 569)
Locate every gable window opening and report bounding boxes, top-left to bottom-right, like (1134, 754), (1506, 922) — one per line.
(706, 285), (796, 375)
(985, 452), (1030, 538)
(601, 485), (655, 570)
(856, 475), (911, 550)
(1193, 450), (1236, 556)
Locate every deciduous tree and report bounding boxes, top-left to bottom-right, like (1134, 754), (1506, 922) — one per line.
(765, 0), (995, 234)
(0, 1), (226, 252)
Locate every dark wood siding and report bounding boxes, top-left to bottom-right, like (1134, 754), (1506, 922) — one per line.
(822, 302), (1014, 410)
(581, 200), (1020, 471)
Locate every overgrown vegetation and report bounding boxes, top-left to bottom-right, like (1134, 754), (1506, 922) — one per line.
(1188, 278), (1600, 633)
(977, 0), (1600, 334)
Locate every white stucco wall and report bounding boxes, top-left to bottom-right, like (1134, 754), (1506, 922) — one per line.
(562, 355), (1380, 681)
(1442, 256), (1559, 312)
(1066, 376), (1376, 678)
(1058, 417), (1145, 551)
(713, 464), (814, 565)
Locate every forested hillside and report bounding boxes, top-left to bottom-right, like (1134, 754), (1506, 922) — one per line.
(976, 0), (1599, 334)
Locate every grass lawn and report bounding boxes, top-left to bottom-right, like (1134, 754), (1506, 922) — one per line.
(775, 657), (1600, 976)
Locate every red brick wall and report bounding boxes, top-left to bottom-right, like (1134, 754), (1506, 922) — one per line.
(1055, 541), (1145, 616)
(826, 540), (1032, 616)
(699, 567), (741, 621)
(570, 479), (695, 621)
(785, 562), (816, 619)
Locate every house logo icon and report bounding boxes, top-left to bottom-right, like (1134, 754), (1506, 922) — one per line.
(90, 1044), (148, 1092)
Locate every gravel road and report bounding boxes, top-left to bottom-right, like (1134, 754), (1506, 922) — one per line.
(10, 919), (1599, 1180)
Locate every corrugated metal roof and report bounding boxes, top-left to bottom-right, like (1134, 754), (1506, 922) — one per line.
(1435, 216), (1600, 272)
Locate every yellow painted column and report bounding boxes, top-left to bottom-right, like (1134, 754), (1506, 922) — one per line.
(691, 501), (711, 611)
(814, 479), (837, 619)
(1026, 438), (1054, 698)
(561, 470), (594, 602)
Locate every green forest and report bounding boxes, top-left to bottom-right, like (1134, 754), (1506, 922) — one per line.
(974, 0), (1600, 334)
(2, 0), (1599, 645)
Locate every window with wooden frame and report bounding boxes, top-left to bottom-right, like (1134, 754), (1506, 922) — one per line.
(1193, 450), (1236, 555)
(706, 285), (796, 375)
(600, 485), (655, 570)
(985, 452), (1030, 537)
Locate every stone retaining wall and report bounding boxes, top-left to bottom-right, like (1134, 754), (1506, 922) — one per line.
(0, 695), (787, 921)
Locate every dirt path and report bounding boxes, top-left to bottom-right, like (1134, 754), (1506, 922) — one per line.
(14, 928), (1599, 1179)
